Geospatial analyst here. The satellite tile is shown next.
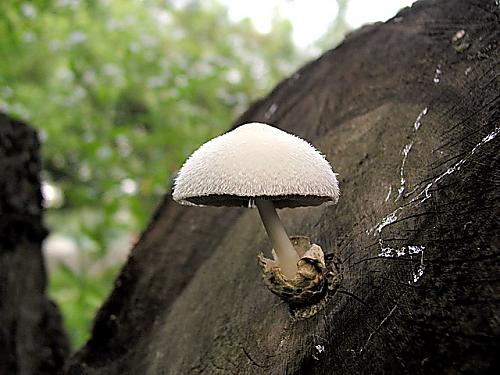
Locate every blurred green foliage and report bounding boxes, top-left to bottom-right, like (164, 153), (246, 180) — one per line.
(0, 0), (349, 349)
(315, 0), (350, 50)
(49, 261), (121, 346)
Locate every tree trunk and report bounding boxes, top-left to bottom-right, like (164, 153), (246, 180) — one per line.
(66, 0), (499, 373)
(0, 113), (70, 375)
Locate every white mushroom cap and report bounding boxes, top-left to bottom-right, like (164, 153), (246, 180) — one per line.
(172, 122), (339, 208)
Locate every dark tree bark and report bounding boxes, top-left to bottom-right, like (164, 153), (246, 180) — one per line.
(66, 0), (499, 373)
(0, 114), (70, 374)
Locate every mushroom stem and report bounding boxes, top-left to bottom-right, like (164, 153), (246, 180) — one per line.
(255, 199), (300, 279)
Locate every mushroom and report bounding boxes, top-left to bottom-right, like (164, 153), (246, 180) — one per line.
(172, 122), (340, 304)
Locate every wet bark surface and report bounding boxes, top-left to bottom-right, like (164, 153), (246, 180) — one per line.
(66, 0), (500, 373)
(0, 113), (70, 375)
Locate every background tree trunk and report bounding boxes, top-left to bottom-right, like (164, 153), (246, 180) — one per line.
(0, 114), (70, 375)
(58, 0), (499, 373)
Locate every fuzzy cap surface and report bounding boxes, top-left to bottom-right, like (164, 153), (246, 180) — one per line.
(172, 122), (339, 208)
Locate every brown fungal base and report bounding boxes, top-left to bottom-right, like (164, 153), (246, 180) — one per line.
(258, 236), (343, 319)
